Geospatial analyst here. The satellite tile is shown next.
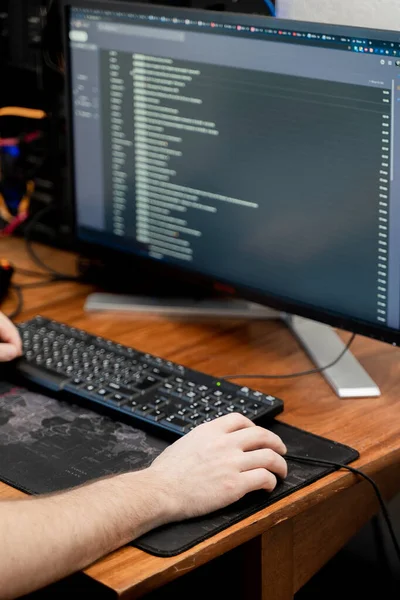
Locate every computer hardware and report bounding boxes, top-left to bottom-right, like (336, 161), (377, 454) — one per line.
(14, 316), (284, 437)
(63, 0), (400, 396)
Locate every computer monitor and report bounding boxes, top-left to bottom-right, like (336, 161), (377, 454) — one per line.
(62, 0), (400, 398)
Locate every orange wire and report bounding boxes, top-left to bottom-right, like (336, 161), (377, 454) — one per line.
(0, 180), (35, 223)
(0, 107), (47, 120)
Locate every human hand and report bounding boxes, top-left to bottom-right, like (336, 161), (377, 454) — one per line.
(0, 311), (22, 361)
(148, 413), (288, 522)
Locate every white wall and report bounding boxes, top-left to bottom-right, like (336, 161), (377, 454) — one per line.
(276, 0), (400, 30)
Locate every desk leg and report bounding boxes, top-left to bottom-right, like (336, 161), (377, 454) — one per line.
(243, 520), (294, 600)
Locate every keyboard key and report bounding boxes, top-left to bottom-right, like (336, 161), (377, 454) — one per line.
(150, 367), (170, 379)
(161, 416), (190, 434)
(107, 382), (136, 396)
(146, 409), (167, 423)
(135, 405), (153, 417)
(134, 376), (159, 392)
(108, 394), (130, 407)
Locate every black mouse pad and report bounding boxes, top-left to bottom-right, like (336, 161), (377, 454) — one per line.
(0, 382), (359, 557)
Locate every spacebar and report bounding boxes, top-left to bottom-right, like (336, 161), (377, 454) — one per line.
(15, 361), (68, 391)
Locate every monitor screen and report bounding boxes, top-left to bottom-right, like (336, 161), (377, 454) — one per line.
(64, 0), (400, 345)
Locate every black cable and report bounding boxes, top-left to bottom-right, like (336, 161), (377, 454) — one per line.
(286, 453), (400, 570)
(221, 333), (356, 381)
(24, 204), (80, 282)
(5, 274), (71, 323)
(7, 284), (24, 321)
(16, 267), (53, 279)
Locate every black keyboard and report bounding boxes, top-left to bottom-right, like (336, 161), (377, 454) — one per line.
(13, 316), (284, 437)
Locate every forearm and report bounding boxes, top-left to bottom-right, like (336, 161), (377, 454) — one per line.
(0, 471), (168, 600)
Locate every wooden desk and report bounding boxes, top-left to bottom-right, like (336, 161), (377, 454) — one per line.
(2, 236), (400, 599)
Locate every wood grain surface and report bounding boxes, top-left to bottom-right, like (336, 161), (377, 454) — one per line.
(1, 237), (400, 599)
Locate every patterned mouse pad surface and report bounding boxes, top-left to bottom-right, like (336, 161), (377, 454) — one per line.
(0, 381), (359, 557)
(0, 382), (168, 493)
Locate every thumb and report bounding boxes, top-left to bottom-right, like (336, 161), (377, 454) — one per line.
(0, 343), (20, 362)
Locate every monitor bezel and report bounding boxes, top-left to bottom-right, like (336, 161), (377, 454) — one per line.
(62, 0), (400, 347)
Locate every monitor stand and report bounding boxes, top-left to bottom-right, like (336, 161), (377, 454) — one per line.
(286, 314), (381, 399)
(84, 293), (381, 399)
